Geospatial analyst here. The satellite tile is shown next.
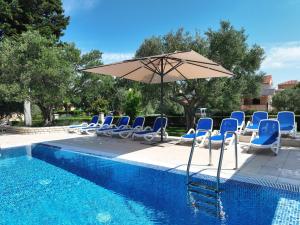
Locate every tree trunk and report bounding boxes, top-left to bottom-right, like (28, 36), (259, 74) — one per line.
(184, 106), (196, 130)
(63, 103), (71, 113)
(24, 100), (32, 126)
(40, 106), (54, 126)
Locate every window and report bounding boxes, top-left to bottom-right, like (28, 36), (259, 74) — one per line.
(252, 98), (260, 105)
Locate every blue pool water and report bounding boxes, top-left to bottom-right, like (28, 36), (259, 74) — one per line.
(0, 144), (300, 225)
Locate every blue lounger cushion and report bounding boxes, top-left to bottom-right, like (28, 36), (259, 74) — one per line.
(251, 135), (278, 146)
(181, 131), (207, 139)
(210, 133), (234, 142)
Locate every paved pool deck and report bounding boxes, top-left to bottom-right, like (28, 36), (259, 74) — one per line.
(1, 132), (300, 187)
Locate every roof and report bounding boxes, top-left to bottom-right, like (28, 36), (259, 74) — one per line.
(262, 75), (272, 85)
(278, 80), (299, 85)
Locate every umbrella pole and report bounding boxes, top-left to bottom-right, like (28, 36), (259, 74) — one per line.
(160, 74), (163, 142)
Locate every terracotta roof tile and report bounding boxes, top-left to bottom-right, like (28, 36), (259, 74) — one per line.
(278, 80), (298, 85)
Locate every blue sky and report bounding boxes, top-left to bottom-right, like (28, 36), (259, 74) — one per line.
(61, 0), (300, 85)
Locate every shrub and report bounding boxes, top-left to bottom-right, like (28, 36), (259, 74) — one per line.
(87, 97), (109, 115)
(123, 90), (142, 119)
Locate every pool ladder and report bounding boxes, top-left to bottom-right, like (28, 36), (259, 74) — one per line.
(186, 130), (238, 217)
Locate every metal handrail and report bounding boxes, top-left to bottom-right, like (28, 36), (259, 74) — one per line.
(186, 129), (212, 184)
(216, 131), (238, 192)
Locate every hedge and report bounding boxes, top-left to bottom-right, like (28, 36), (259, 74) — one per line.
(11, 114), (300, 132)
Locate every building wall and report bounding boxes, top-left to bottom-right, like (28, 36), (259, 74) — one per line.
(241, 104), (268, 111)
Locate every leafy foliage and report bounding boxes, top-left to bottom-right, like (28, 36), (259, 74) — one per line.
(135, 22), (265, 128)
(0, 31), (79, 125)
(123, 89), (142, 119)
(272, 86), (300, 113)
(0, 0), (69, 38)
(70, 50), (105, 111)
(87, 97), (109, 115)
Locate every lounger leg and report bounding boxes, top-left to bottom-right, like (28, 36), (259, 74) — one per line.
(164, 132), (168, 141)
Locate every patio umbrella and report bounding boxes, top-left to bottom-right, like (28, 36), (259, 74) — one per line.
(83, 50), (234, 142)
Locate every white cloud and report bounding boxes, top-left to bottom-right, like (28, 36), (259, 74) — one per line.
(102, 52), (135, 64)
(262, 41), (300, 70)
(63, 0), (100, 15)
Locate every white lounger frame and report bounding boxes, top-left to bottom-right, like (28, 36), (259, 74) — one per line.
(278, 111), (297, 138)
(180, 118), (213, 146)
(249, 120), (281, 156)
(132, 118), (168, 142)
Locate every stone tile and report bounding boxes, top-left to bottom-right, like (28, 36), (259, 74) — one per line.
(259, 165), (281, 177)
(278, 168), (300, 180)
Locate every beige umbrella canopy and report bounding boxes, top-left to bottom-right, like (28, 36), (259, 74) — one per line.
(83, 50), (234, 141)
(84, 50), (233, 83)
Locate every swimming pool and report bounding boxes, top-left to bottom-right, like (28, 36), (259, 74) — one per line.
(0, 144), (299, 225)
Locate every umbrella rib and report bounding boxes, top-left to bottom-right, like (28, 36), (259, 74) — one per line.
(120, 58), (159, 79)
(186, 61), (234, 76)
(123, 50), (189, 63)
(140, 61), (159, 74)
(120, 66), (144, 78)
(166, 56), (219, 66)
(163, 60), (184, 76)
(165, 59), (188, 80)
(144, 58), (161, 74)
(148, 71), (156, 84)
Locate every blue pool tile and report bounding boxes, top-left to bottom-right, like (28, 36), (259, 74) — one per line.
(0, 143), (299, 225)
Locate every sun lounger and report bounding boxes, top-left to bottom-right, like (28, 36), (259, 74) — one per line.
(68, 115), (99, 133)
(277, 111), (297, 138)
(250, 119), (280, 155)
(244, 111), (268, 134)
(231, 111), (245, 132)
(132, 117), (168, 141)
(180, 118), (213, 146)
(112, 116), (145, 138)
(96, 116), (130, 136)
(208, 118), (238, 147)
(80, 115), (113, 134)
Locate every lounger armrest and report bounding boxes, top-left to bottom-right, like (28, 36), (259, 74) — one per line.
(196, 129), (212, 135)
(100, 124), (110, 129)
(250, 132), (257, 142)
(224, 131), (239, 141)
(196, 129), (212, 139)
(187, 128), (195, 134)
(212, 130), (219, 135)
(245, 121), (251, 128)
(134, 126), (143, 131)
(144, 126), (152, 131)
(118, 125), (127, 129)
(197, 129), (211, 132)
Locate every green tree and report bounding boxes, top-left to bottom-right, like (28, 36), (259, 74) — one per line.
(87, 97), (109, 115)
(0, 0), (69, 38)
(135, 22), (264, 129)
(272, 87), (300, 112)
(0, 31), (79, 125)
(71, 50), (117, 113)
(123, 89), (142, 119)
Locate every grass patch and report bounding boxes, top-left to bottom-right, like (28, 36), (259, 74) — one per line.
(167, 126), (186, 137)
